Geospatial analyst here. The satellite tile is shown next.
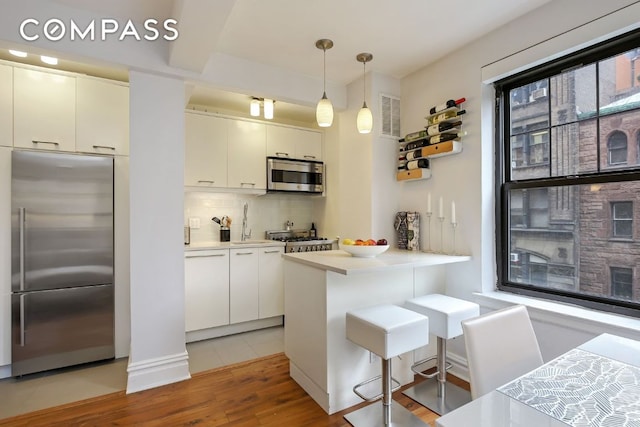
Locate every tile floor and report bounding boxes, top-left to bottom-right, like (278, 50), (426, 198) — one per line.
(0, 326), (284, 420)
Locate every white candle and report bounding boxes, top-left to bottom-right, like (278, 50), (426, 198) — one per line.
(451, 201), (456, 224)
(427, 193), (432, 214)
(439, 197), (443, 218)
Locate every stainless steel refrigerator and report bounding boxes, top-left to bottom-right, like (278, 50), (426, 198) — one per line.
(11, 150), (115, 376)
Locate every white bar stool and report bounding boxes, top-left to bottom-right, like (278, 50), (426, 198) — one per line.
(402, 294), (479, 415)
(344, 304), (430, 427)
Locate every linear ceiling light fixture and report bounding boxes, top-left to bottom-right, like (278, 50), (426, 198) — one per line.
(249, 97), (275, 120)
(41, 55), (58, 65)
(315, 39), (334, 128)
(356, 52), (373, 134)
(9, 49), (28, 58)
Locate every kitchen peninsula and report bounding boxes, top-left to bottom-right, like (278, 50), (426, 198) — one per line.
(282, 249), (470, 414)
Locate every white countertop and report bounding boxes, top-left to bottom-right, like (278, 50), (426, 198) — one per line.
(283, 249), (471, 275)
(184, 240), (285, 251)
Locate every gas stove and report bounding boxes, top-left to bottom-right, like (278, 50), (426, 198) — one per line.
(266, 230), (337, 253)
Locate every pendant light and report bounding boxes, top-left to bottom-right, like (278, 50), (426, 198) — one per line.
(315, 39), (334, 128)
(250, 98), (260, 117)
(263, 98), (274, 120)
(356, 53), (373, 134)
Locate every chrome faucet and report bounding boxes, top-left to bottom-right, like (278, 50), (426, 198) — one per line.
(241, 203), (252, 241)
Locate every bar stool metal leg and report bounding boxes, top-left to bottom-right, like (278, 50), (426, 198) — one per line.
(382, 358), (391, 425)
(403, 336), (471, 415)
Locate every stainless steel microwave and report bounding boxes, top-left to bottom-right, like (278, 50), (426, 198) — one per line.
(267, 157), (325, 194)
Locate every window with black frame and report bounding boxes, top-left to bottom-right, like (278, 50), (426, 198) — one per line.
(495, 30), (640, 317)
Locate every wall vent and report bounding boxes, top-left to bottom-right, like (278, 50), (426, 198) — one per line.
(380, 94), (400, 138)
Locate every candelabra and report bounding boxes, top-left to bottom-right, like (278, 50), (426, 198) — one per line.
(451, 222), (458, 255)
(438, 216), (445, 253)
(425, 212), (433, 252)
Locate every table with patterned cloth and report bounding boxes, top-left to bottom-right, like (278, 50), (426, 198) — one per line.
(437, 333), (640, 427)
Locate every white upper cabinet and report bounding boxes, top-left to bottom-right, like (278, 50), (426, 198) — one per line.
(227, 119), (266, 190)
(0, 65), (12, 147)
(13, 67), (76, 152)
(185, 112), (228, 188)
(76, 77), (129, 155)
(266, 125), (322, 161)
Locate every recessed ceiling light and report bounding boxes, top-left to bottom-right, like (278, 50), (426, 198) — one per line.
(9, 49), (27, 58)
(41, 55), (58, 65)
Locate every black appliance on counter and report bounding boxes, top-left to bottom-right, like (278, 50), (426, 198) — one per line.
(266, 230), (337, 253)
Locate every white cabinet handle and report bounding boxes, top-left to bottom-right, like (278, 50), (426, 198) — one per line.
(197, 180), (215, 184)
(93, 145), (116, 150)
(240, 182), (256, 187)
(276, 152), (290, 157)
(235, 252), (253, 255)
(263, 250), (281, 254)
(303, 155), (317, 159)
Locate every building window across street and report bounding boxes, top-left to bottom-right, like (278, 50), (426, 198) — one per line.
(612, 201), (633, 238)
(495, 29), (640, 317)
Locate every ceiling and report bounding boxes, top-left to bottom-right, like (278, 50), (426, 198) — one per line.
(2, 0), (553, 124)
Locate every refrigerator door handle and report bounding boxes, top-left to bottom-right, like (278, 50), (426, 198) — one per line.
(19, 207), (25, 292)
(20, 294), (26, 347)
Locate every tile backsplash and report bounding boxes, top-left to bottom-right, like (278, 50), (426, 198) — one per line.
(184, 192), (315, 243)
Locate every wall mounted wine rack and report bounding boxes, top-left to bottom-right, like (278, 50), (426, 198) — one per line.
(397, 98), (466, 181)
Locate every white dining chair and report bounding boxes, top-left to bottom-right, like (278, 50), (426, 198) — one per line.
(462, 304), (543, 400)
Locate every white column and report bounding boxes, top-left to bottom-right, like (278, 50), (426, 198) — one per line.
(126, 71), (189, 393)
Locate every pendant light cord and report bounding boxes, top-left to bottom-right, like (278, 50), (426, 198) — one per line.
(362, 61), (366, 106)
(323, 49), (327, 94)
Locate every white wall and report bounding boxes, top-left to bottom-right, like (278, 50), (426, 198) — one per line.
(126, 71), (190, 393)
(184, 192), (317, 243)
(401, 0), (640, 372)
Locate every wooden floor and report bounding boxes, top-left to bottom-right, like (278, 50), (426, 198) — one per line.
(0, 353), (469, 426)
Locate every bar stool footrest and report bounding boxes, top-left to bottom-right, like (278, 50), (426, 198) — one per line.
(411, 356), (453, 379)
(352, 375), (401, 402)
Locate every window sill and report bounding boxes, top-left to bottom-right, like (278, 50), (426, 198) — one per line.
(473, 290), (640, 336)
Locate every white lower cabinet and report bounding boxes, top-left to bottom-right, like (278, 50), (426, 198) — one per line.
(229, 248), (260, 324)
(184, 249), (230, 332)
(185, 245), (283, 335)
(259, 247), (284, 318)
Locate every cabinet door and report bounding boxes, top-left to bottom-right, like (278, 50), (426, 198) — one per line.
(227, 120), (266, 190)
(0, 147), (10, 365)
(266, 125), (323, 161)
(229, 248), (259, 323)
(266, 125), (296, 159)
(0, 65), (12, 147)
(13, 68), (76, 152)
(296, 129), (323, 161)
(76, 77), (129, 155)
(185, 113), (227, 188)
(259, 247), (284, 318)
(184, 250), (229, 332)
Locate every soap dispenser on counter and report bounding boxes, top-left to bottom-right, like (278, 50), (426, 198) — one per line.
(310, 222), (317, 238)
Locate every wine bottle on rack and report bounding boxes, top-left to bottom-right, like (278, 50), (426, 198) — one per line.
(429, 98), (465, 115)
(404, 138), (429, 151)
(404, 129), (428, 143)
(429, 109), (466, 125)
(400, 159), (430, 170)
(426, 120), (462, 136)
(428, 131), (467, 145)
(406, 148), (423, 161)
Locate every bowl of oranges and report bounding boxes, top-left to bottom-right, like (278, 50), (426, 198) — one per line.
(340, 238), (389, 258)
